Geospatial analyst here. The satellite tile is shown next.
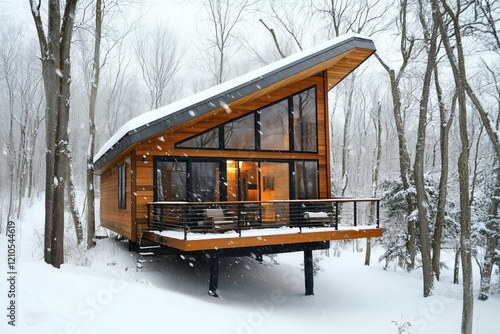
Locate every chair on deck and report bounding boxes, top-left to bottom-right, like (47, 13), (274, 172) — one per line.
(303, 211), (336, 227)
(203, 208), (235, 232)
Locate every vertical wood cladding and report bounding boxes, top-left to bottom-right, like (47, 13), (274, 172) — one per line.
(100, 72), (331, 240)
(99, 158), (134, 240)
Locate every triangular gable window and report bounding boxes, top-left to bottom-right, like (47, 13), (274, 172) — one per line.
(176, 86), (317, 153)
(177, 127), (220, 149)
(224, 113), (255, 150)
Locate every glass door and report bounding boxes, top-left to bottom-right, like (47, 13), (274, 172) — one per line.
(260, 162), (289, 224)
(225, 160), (290, 225)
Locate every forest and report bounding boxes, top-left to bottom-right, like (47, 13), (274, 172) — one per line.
(0, 1), (499, 333)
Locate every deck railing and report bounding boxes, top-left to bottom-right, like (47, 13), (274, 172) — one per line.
(147, 198), (380, 240)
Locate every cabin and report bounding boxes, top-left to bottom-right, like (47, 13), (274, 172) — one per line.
(93, 34), (381, 296)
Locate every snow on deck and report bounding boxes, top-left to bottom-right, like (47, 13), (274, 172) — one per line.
(153, 224), (378, 241)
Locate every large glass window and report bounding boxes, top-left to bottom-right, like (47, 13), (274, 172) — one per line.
(190, 161), (220, 202)
(293, 88), (317, 152)
(176, 86), (317, 153)
(155, 158), (319, 226)
(294, 160), (318, 199)
(178, 128), (219, 149)
(260, 162), (290, 200)
(260, 100), (289, 151)
(156, 161), (187, 201)
(224, 113), (255, 150)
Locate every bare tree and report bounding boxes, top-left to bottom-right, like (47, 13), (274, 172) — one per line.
(259, 18), (287, 58)
(14, 47), (44, 217)
(135, 23), (182, 109)
(314, 0), (388, 37)
(100, 43), (136, 139)
(365, 100), (382, 266)
(375, 0), (417, 270)
(432, 64), (456, 281)
(199, 0), (255, 84)
(0, 23), (21, 223)
(67, 144), (83, 244)
(85, 0), (102, 249)
(433, 0), (474, 332)
(460, 0), (500, 302)
(29, 0), (79, 268)
(413, 0), (440, 297)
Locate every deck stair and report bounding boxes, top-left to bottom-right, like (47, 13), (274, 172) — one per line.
(134, 244), (159, 272)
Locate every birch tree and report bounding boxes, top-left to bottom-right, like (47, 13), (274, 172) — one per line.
(86, 0), (102, 249)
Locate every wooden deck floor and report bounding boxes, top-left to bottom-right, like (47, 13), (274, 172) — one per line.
(142, 227), (382, 252)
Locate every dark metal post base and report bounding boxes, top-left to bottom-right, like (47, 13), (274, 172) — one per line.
(209, 252), (220, 297)
(304, 249), (314, 296)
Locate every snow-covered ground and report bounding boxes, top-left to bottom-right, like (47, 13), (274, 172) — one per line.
(0, 199), (499, 334)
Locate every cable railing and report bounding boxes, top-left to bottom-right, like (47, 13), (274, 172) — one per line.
(147, 198), (380, 240)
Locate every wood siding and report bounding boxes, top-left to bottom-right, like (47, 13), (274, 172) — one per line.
(100, 72), (332, 240)
(99, 158), (134, 240)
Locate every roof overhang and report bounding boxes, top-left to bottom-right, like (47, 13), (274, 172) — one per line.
(93, 34), (376, 172)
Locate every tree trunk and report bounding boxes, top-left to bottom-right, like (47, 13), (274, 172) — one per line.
(432, 66), (455, 281)
(7, 96), (15, 222)
(86, 0), (102, 249)
(30, 0), (79, 268)
(413, 0), (439, 297)
(478, 172), (500, 300)
(67, 145), (83, 245)
(366, 102), (382, 266)
(364, 238), (372, 266)
(434, 1), (474, 331)
(433, 1), (473, 330)
(454, 246), (460, 284)
(341, 75), (355, 197)
(375, 53), (416, 270)
(374, 1), (416, 269)
(439, 0), (500, 302)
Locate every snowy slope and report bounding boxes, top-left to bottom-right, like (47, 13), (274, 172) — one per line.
(0, 200), (498, 334)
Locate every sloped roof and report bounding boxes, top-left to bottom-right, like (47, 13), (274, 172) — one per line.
(93, 33), (376, 171)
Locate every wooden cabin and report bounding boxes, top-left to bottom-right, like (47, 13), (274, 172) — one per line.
(93, 34), (381, 296)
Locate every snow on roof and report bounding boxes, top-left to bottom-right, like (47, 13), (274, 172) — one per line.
(93, 33), (375, 170)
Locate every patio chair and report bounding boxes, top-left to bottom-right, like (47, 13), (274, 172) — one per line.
(203, 208), (235, 232)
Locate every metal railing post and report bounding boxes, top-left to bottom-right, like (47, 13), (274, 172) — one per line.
(335, 201), (339, 231)
(376, 200), (380, 228)
(238, 203), (242, 237)
(353, 201), (357, 227)
(183, 203), (188, 240)
(147, 204), (151, 229)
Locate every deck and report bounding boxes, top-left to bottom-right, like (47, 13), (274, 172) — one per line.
(143, 198), (382, 252)
(141, 198), (382, 296)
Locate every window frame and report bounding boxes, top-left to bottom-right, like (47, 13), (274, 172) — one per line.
(154, 156), (319, 203)
(175, 85), (318, 153)
(118, 163), (126, 210)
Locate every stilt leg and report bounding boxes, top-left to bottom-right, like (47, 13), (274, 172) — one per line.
(304, 249), (314, 296)
(209, 252), (219, 297)
(128, 240), (139, 252)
